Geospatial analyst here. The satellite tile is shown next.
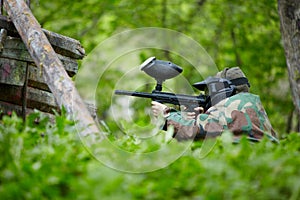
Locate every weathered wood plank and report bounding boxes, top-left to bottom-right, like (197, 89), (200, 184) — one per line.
(0, 101), (24, 116)
(0, 15), (85, 59)
(27, 63), (49, 91)
(0, 83), (98, 117)
(0, 57), (26, 86)
(0, 37), (78, 76)
(0, 28), (7, 51)
(3, 0), (99, 136)
(0, 58), (53, 91)
(0, 100), (96, 123)
(43, 29), (85, 59)
(27, 86), (57, 112)
(0, 59), (75, 92)
(0, 100), (56, 122)
(0, 83), (58, 113)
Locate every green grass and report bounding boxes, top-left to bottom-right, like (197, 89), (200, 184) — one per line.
(0, 111), (299, 200)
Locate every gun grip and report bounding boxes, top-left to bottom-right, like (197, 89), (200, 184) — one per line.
(183, 104), (203, 118)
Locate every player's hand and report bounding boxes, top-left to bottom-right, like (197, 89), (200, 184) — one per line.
(181, 107), (204, 120)
(151, 101), (170, 117)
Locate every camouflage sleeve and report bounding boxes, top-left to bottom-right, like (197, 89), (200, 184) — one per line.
(196, 93), (278, 142)
(165, 111), (203, 141)
(165, 110), (222, 140)
(165, 93), (278, 142)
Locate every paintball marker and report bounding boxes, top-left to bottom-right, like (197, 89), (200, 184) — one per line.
(114, 57), (210, 112)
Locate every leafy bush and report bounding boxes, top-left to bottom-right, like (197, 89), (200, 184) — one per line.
(0, 111), (89, 199)
(0, 111), (299, 199)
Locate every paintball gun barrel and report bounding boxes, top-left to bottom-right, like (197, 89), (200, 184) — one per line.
(114, 90), (209, 112)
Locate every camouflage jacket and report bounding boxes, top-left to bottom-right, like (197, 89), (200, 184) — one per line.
(165, 92), (278, 142)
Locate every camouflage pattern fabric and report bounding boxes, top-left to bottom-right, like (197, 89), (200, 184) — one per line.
(165, 92), (278, 142)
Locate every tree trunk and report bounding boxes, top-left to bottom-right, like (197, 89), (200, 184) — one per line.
(278, 0), (300, 131)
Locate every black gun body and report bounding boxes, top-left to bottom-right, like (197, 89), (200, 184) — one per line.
(115, 90), (208, 112)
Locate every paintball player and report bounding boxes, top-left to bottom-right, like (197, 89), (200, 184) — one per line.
(151, 67), (278, 142)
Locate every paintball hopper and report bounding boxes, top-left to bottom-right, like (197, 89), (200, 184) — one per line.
(140, 57), (183, 91)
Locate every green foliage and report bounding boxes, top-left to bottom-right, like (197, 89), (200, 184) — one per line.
(2, 1), (298, 199)
(0, 111), (89, 199)
(0, 113), (300, 199)
(124, 133), (300, 200)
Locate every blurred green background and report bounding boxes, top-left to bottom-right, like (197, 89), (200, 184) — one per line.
(1, 1), (300, 199)
(31, 0), (297, 135)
